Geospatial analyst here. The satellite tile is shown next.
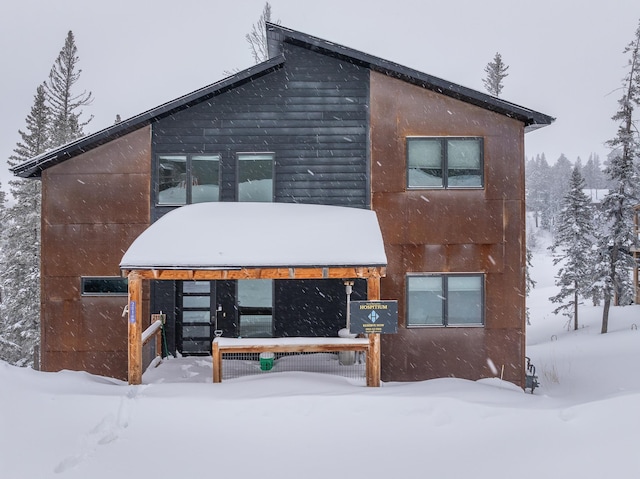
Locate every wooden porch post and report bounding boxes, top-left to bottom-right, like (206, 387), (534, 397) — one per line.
(128, 272), (143, 385)
(366, 276), (381, 387)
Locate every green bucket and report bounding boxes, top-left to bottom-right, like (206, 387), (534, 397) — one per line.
(259, 352), (275, 371)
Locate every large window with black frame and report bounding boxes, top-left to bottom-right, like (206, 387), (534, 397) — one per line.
(406, 274), (484, 327)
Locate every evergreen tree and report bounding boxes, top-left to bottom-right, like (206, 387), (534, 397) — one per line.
(548, 167), (596, 330)
(546, 154), (572, 234)
(482, 52), (509, 97)
(46, 30), (93, 147)
(1, 30), (93, 366)
(599, 19), (640, 334)
(583, 153), (607, 189)
(0, 85), (50, 366)
(246, 2), (279, 64)
(525, 153), (551, 228)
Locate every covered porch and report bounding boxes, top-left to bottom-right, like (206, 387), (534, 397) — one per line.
(120, 202), (388, 386)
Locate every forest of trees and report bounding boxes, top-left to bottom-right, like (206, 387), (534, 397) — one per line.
(0, 9), (639, 366)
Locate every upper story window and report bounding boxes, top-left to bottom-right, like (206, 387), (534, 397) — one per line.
(407, 137), (483, 189)
(158, 154), (220, 205)
(407, 274), (484, 327)
(237, 153), (274, 202)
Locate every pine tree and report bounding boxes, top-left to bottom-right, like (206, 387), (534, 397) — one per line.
(583, 153), (607, 189)
(246, 2), (279, 64)
(548, 167), (596, 330)
(599, 19), (640, 334)
(525, 154), (551, 228)
(46, 30), (93, 147)
(0, 85), (50, 366)
(1, 30), (93, 366)
(482, 52), (509, 97)
(548, 154), (573, 234)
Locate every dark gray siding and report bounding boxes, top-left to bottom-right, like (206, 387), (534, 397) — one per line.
(150, 44), (370, 347)
(151, 43), (369, 213)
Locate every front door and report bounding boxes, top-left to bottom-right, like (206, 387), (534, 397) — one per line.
(179, 280), (215, 355)
(177, 279), (274, 355)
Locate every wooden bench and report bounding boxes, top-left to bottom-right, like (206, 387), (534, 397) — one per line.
(212, 336), (379, 386)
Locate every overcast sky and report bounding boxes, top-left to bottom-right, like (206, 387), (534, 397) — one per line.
(1, 0), (639, 189)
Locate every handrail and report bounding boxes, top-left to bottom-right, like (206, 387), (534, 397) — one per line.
(142, 319), (163, 345)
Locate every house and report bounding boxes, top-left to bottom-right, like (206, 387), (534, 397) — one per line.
(13, 23), (554, 386)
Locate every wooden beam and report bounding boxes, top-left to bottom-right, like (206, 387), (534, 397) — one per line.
(123, 266), (386, 281)
(366, 276), (381, 387)
(127, 272), (143, 385)
(212, 340), (222, 383)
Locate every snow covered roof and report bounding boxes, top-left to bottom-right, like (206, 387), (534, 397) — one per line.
(120, 202), (387, 271)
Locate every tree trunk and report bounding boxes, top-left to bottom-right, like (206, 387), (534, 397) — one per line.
(573, 284), (579, 331)
(602, 297), (610, 334)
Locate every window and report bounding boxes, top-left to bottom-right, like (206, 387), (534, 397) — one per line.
(158, 154), (220, 205)
(237, 279), (273, 338)
(237, 153), (274, 202)
(81, 277), (128, 296)
(407, 137), (483, 188)
(407, 274), (484, 327)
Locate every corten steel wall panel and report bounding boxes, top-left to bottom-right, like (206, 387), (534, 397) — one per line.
(40, 127), (151, 378)
(41, 224), (148, 277)
(380, 328), (523, 383)
(370, 71), (527, 386)
(40, 351), (128, 380)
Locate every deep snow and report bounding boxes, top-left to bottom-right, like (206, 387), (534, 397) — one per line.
(1, 232), (639, 479)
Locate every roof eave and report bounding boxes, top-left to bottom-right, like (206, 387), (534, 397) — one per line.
(266, 23), (555, 129)
(12, 55), (287, 178)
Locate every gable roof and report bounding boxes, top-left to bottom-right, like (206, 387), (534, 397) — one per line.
(13, 23), (553, 179)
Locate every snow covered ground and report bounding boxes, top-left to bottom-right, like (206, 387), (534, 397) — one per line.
(1, 233), (639, 478)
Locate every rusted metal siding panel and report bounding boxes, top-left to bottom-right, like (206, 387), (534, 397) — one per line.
(40, 127), (152, 378)
(370, 71), (526, 386)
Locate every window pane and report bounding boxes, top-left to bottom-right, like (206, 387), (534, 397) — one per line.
(192, 155), (220, 203)
(183, 281), (210, 294)
(81, 277), (128, 295)
(183, 296), (211, 308)
(408, 139), (443, 187)
(158, 155), (187, 205)
(447, 276), (483, 325)
(447, 139), (482, 187)
(238, 279), (272, 308)
(238, 153), (274, 202)
(182, 310), (211, 323)
(407, 276), (443, 326)
(239, 315), (273, 338)
(183, 325), (211, 338)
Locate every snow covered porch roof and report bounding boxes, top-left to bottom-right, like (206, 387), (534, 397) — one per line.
(120, 202), (387, 279)
(121, 202), (387, 386)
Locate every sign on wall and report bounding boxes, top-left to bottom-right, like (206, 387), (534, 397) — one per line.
(349, 300), (398, 334)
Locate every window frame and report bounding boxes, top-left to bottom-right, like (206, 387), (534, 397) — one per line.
(406, 273), (485, 328)
(406, 137), (484, 189)
(235, 151), (275, 202)
(81, 277), (128, 296)
(156, 153), (221, 206)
